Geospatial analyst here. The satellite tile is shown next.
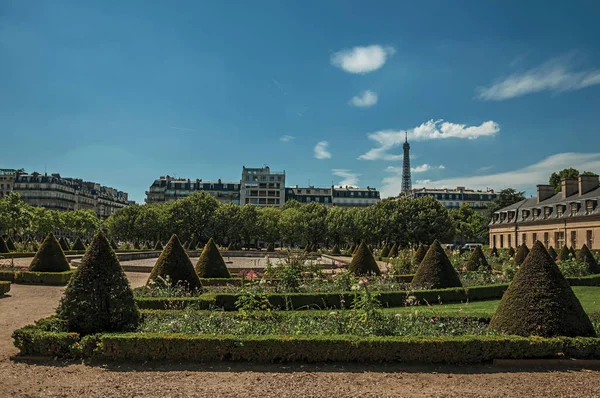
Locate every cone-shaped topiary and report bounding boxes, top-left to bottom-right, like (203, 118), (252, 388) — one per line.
(28, 238), (39, 252)
(226, 242), (233, 251)
(6, 237), (16, 251)
(266, 242), (275, 253)
(558, 245), (570, 262)
(331, 244), (341, 255)
(350, 244), (357, 254)
(411, 240), (462, 289)
(154, 241), (163, 251)
(489, 241), (595, 337)
(195, 237), (231, 278)
(29, 233), (71, 272)
(490, 246), (499, 257)
(380, 244), (390, 258)
(134, 241), (140, 250)
(71, 237), (86, 251)
(110, 239), (118, 250)
(507, 246), (515, 257)
(414, 244), (427, 265)
(348, 241), (381, 276)
(547, 246), (558, 260)
(147, 234), (203, 290)
(58, 237), (70, 251)
(577, 244), (600, 274)
(0, 237), (9, 253)
(388, 243), (399, 258)
(513, 244), (530, 266)
(56, 231), (140, 335)
(466, 246), (490, 271)
(569, 246), (577, 259)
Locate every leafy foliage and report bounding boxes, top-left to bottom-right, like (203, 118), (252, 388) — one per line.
(388, 243), (398, 258)
(71, 237), (86, 251)
(414, 244), (427, 265)
(195, 238), (231, 278)
(411, 240), (462, 289)
(577, 244), (600, 274)
(147, 234), (203, 291)
(558, 245), (571, 261)
(0, 237), (8, 254)
(29, 233), (71, 272)
(348, 242), (381, 276)
(466, 246), (490, 271)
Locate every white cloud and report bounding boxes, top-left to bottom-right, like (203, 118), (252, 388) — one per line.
(314, 141), (332, 159)
(477, 165), (493, 172)
(410, 164), (445, 173)
(477, 56), (600, 101)
(386, 166), (402, 173)
(332, 169), (360, 187)
(349, 90), (378, 108)
(331, 45), (395, 74)
(380, 152), (600, 198)
(359, 119), (499, 161)
(280, 135), (295, 142)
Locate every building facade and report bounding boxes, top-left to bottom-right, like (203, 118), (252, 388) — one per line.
(489, 174), (600, 250)
(332, 186), (380, 207)
(145, 176), (240, 205)
(285, 186), (333, 207)
(240, 166), (285, 207)
(406, 187), (498, 212)
(13, 172), (131, 218)
(0, 169), (20, 198)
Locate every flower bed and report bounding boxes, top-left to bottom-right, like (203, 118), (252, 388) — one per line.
(0, 270), (75, 285)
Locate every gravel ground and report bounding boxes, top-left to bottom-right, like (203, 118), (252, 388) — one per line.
(1, 272), (600, 397)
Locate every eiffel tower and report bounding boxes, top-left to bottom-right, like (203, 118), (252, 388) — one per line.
(401, 132), (412, 194)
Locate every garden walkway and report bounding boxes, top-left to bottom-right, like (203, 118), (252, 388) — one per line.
(1, 273), (600, 397)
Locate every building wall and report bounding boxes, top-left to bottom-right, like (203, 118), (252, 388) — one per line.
(240, 166), (285, 207)
(407, 187), (497, 212)
(0, 169), (18, 198)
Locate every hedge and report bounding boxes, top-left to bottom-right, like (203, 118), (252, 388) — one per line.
(13, 323), (600, 364)
(135, 284), (510, 311)
(566, 274), (600, 286)
(0, 249), (158, 259)
(0, 281), (10, 295)
(0, 270), (74, 285)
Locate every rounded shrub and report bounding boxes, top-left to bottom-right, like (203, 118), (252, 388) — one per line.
(154, 241), (164, 251)
(489, 241), (595, 337)
(558, 245), (570, 262)
(71, 237), (86, 251)
(577, 244), (600, 274)
(56, 231), (140, 335)
(331, 244), (341, 255)
(195, 237), (231, 278)
(466, 246), (490, 271)
(513, 244), (530, 266)
(388, 243), (399, 258)
(413, 244), (427, 265)
(548, 246), (558, 260)
(6, 237), (16, 251)
(380, 244), (390, 258)
(266, 242), (275, 253)
(411, 240), (462, 289)
(147, 234), (203, 290)
(58, 237), (71, 251)
(0, 237), (8, 254)
(29, 233), (71, 272)
(348, 241), (381, 276)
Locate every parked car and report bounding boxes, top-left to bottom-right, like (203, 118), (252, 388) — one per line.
(462, 243), (483, 250)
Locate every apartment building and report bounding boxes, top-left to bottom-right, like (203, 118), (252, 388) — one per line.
(285, 186), (334, 207)
(145, 176), (240, 205)
(0, 169), (20, 198)
(489, 174), (600, 250)
(13, 172), (131, 218)
(240, 166), (285, 207)
(332, 186), (381, 207)
(406, 186), (497, 212)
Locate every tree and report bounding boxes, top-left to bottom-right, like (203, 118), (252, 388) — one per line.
(406, 196), (455, 244)
(549, 168), (596, 193)
(238, 205), (260, 248)
(411, 240), (462, 289)
(258, 207), (281, 245)
(0, 192), (33, 235)
(168, 192), (220, 243)
(279, 207), (303, 246)
(214, 204), (241, 245)
(56, 231), (140, 335)
(489, 241), (595, 337)
(486, 188), (526, 216)
(147, 234), (203, 290)
(298, 202), (327, 247)
(450, 204), (489, 244)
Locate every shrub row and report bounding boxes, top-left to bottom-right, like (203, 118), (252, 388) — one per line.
(0, 281), (10, 295)
(0, 270), (74, 285)
(0, 249), (159, 259)
(566, 274), (600, 286)
(135, 284), (510, 311)
(13, 323), (600, 364)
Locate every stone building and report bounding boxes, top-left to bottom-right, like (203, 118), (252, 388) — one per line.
(145, 176), (240, 205)
(489, 174), (600, 250)
(406, 186), (497, 213)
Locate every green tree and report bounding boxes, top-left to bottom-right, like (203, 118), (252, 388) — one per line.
(168, 192), (220, 243)
(214, 204), (242, 244)
(238, 204), (260, 248)
(0, 192), (33, 235)
(486, 188), (526, 215)
(258, 206), (281, 244)
(450, 204), (489, 244)
(549, 168), (596, 193)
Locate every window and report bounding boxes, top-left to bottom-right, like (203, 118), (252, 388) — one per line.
(522, 233), (527, 246)
(571, 203), (579, 215)
(557, 206), (563, 217)
(507, 234), (512, 248)
(532, 233), (537, 243)
(571, 231), (577, 248)
(587, 230), (593, 248)
(544, 232), (549, 248)
(493, 235), (497, 248)
(586, 200), (596, 214)
(555, 232), (565, 248)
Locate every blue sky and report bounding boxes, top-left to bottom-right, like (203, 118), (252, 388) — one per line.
(2, 0), (600, 203)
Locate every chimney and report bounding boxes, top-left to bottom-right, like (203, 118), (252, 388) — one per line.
(561, 178), (578, 199)
(537, 184), (554, 203)
(579, 174), (599, 196)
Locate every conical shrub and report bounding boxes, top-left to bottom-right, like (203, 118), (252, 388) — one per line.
(195, 237), (231, 278)
(558, 245), (570, 261)
(266, 242), (275, 253)
(56, 231), (140, 335)
(154, 241), (163, 251)
(28, 238), (39, 252)
(380, 244), (390, 258)
(388, 243), (399, 258)
(490, 246), (499, 257)
(414, 244), (427, 265)
(507, 247), (515, 257)
(548, 246), (558, 260)
(348, 241), (381, 276)
(569, 246), (577, 259)
(226, 242), (233, 251)
(489, 241), (595, 337)
(59, 237), (70, 251)
(577, 244), (600, 274)
(350, 244), (357, 254)
(6, 237), (16, 251)
(466, 246), (490, 271)
(411, 240), (462, 289)
(513, 244), (530, 266)
(72, 237), (86, 251)
(0, 237), (9, 254)
(110, 239), (118, 250)
(331, 244), (341, 255)
(147, 235), (203, 290)
(134, 241), (140, 250)
(29, 233), (71, 272)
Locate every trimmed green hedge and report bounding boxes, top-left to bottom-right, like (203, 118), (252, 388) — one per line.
(566, 274), (600, 286)
(12, 322), (600, 364)
(0, 270), (74, 285)
(0, 281), (10, 295)
(0, 249), (159, 259)
(135, 284), (510, 311)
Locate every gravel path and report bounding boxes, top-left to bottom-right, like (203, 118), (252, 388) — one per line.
(1, 273), (600, 397)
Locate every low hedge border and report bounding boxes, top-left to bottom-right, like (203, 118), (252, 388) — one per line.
(135, 284), (510, 311)
(0, 281), (10, 295)
(0, 270), (75, 285)
(566, 274), (600, 286)
(12, 322), (600, 363)
(0, 249), (159, 259)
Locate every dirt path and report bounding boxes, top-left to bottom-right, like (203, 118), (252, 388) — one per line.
(1, 274), (600, 397)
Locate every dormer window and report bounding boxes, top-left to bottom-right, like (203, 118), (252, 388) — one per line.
(557, 205), (564, 217)
(587, 200), (597, 214)
(508, 211), (515, 221)
(493, 214), (499, 223)
(570, 203), (579, 215)
(544, 207), (552, 218)
(522, 210), (530, 219)
(500, 213), (506, 222)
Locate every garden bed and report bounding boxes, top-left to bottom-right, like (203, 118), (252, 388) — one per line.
(0, 270), (75, 285)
